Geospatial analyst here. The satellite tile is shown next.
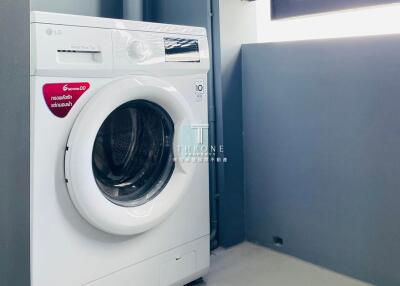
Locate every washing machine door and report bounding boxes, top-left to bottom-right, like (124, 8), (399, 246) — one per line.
(65, 76), (196, 235)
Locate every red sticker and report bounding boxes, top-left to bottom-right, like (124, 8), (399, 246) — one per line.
(43, 82), (90, 118)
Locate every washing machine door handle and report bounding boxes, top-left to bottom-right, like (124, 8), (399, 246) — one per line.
(65, 76), (197, 236)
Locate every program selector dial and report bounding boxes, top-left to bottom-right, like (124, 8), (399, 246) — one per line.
(127, 40), (150, 61)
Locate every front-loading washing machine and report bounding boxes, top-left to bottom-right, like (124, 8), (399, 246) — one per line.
(30, 11), (210, 286)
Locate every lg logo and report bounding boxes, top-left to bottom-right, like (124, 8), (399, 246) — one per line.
(46, 28), (62, 36)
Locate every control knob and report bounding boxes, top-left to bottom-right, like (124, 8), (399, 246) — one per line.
(127, 40), (150, 61)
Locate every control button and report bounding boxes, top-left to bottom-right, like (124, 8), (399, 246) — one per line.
(127, 40), (150, 61)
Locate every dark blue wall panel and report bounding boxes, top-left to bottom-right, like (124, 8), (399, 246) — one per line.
(272, 0), (399, 18)
(242, 36), (400, 286)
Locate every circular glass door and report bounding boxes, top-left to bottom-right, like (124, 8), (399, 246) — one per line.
(65, 76), (196, 235)
(92, 100), (175, 207)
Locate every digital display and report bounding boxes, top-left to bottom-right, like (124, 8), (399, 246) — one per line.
(164, 38), (200, 63)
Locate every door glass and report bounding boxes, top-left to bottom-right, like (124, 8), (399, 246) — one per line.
(92, 100), (175, 207)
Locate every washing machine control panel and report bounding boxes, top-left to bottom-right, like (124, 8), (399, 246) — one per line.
(112, 30), (209, 74)
(125, 37), (201, 63)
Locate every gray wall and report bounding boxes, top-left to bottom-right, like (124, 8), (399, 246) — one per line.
(0, 0), (30, 285)
(31, 0), (123, 18)
(242, 36), (400, 286)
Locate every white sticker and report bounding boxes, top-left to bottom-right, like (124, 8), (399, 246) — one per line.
(195, 79), (205, 102)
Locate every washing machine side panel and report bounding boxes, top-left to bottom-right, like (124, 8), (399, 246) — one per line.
(31, 75), (209, 286)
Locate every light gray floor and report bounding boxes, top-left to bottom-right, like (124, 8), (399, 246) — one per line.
(190, 242), (373, 286)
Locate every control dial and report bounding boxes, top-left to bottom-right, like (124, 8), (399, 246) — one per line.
(127, 40), (150, 61)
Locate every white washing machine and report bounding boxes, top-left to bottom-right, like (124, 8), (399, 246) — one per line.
(30, 11), (210, 286)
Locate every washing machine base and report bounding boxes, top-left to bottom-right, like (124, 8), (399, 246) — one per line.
(85, 235), (210, 286)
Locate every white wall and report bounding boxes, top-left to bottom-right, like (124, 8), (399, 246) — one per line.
(219, 0), (258, 55)
(256, 0), (400, 42)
